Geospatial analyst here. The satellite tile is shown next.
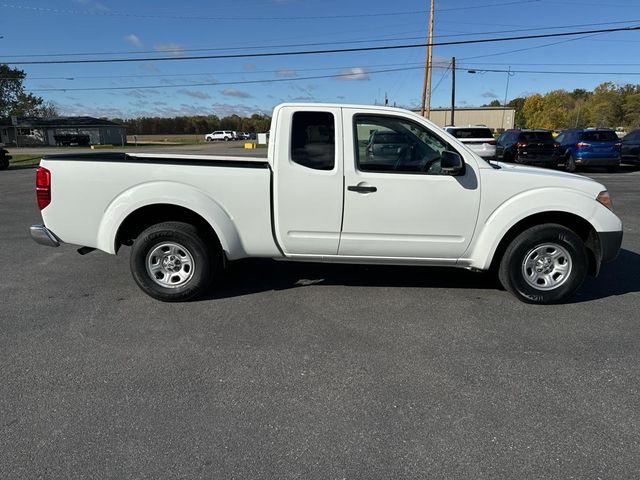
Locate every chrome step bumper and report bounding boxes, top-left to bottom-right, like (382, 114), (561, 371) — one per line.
(30, 224), (60, 247)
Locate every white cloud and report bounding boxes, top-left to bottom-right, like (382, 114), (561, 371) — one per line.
(178, 89), (211, 100)
(154, 43), (185, 56)
(210, 103), (269, 117)
(335, 67), (370, 81)
(138, 63), (160, 73)
(276, 69), (297, 78)
(74, 0), (109, 12)
(221, 88), (252, 99)
(124, 34), (144, 48)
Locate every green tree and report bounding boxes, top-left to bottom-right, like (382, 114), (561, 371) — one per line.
(508, 97), (526, 127)
(623, 93), (640, 129)
(0, 64), (58, 118)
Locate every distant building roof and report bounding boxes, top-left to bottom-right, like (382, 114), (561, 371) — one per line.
(0, 116), (124, 128)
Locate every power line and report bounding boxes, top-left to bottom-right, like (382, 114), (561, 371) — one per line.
(5, 25), (640, 66)
(7, 18), (640, 59)
(0, 0), (539, 22)
(2, 61), (451, 81)
(27, 65), (640, 94)
(459, 30), (608, 60)
(29, 66), (425, 92)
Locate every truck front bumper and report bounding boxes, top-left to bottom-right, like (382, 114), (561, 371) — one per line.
(30, 224), (60, 247)
(599, 230), (623, 264)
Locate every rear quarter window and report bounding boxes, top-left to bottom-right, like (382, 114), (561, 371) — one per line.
(520, 131), (554, 142)
(581, 131), (618, 142)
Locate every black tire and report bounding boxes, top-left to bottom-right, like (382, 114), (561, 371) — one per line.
(130, 221), (219, 302)
(606, 164), (619, 173)
(498, 224), (588, 304)
(0, 158), (8, 170)
(565, 155), (578, 172)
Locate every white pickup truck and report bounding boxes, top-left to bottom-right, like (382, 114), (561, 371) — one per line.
(30, 103), (623, 304)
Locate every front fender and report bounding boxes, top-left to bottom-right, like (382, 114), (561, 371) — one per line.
(463, 187), (622, 270)
(95, 181), (244, 257)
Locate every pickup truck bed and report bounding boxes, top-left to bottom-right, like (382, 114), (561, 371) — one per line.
(39, 152), (280, 258)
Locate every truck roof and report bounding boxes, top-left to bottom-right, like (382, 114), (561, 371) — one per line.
(274, 102), (422, 116)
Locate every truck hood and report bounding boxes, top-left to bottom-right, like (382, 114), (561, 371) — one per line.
(491, 161), (605, 197)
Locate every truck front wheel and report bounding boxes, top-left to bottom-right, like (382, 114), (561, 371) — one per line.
(498, 224), (588, 304)
(130, 221), (218, 302)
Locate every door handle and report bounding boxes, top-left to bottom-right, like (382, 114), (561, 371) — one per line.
(348, 184), (377, 193)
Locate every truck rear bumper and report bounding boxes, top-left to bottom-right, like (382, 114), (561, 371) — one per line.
(575, 157), (620, 166)
(30, 224), (60, 247)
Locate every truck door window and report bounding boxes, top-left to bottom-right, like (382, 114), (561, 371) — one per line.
(355, 115), (450, 174)
(291, 112), (335, 171)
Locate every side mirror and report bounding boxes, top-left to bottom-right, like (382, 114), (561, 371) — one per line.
(441, 150), (465, 175)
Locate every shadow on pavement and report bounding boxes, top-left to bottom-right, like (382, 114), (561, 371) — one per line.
(204, 259), (501, 301)
(203, 248), (640, 303)
(575, 248), (640, 302)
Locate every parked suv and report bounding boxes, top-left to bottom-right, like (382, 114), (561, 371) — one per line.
(554, 128), (621, 172)
(205, 131), (234, 142)
(621, 128), (640, 165)
(495, 129), (558, 167)
(444, 126), (496, 159)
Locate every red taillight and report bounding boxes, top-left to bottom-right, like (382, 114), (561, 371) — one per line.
(488, 140), (497, 145)
(36, 166), (51, 210)
(515, 141), (528, 148)
(575, 142), (590, 149)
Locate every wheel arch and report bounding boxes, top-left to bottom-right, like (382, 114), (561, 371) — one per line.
(94, 181), (246, 258)
(488, 211), (601, 276)
(115, 204), (223, 254)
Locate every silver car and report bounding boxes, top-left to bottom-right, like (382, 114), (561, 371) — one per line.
(445, 126), (497, 159)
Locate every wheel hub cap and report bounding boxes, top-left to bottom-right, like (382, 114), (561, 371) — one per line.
(146, 242), (195, 289)
(522, 243), (573, 291)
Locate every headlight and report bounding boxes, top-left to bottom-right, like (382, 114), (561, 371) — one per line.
(596, 190), (613, 210)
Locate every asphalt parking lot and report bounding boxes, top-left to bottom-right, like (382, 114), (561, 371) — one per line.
(1, 159), (640, 479)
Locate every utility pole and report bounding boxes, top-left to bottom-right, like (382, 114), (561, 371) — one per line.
(420, 0), (435, 118)
(501, 66), (512, 130)
(451, 57), (456, 126)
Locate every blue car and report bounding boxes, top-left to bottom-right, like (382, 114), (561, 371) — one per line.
(553, 128), (621, 172)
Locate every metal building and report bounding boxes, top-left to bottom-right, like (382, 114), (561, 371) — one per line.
(0, 116), (127, 147)
(413, 107), (516, 131)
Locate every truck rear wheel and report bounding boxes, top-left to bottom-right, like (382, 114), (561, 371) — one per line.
(130, 221), (218, 302)
(498, 224), (588, 304)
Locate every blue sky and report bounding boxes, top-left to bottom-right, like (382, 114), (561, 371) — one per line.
(3, 0), (640, 118)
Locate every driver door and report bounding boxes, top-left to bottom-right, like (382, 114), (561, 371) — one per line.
(339, 110), (481, 260)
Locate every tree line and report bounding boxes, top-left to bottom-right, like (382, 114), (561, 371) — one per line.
(114, 114), (272, 135)
(487, 82), (640, 130)
(4, 63), (640, 132)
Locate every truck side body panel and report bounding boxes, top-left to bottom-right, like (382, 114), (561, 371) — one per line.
(40, 155), (280, 259)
